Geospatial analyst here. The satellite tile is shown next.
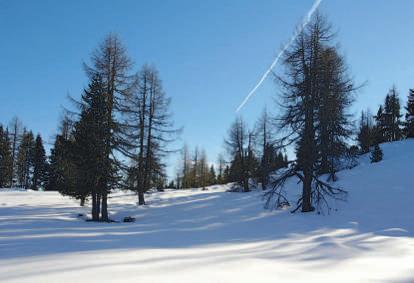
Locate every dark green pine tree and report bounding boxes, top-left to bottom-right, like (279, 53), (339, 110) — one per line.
(16, 130), (35, 189)
(370, 144), (383, 163)
(404, 89), (414, 138)
(357, 110), (374, 154)
(72, 74), (114, 221)
(208, 164), (216, 185)
(31, 134), (48, 190)
(0, 125), (13, 188)
(45, 123), (72, 192)
(374, 105), (386, 144)
(383, 87), (403, 141)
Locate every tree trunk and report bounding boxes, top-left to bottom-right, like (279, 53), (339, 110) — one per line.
(101, 193), (109, 222)
(302, 170), (313, 212)
(138, 191), (145, 205)
(91, 193), (99, 221)
(80, 197), (85, 207)
(96, 193), (101, 220)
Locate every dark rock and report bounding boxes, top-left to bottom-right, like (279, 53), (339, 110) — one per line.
(123, 216), (136, 223)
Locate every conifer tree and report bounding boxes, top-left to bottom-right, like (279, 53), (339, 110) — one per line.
(119, 65), (179, 204)
(370, 144), (383, 163)
(265, 13), (351, 212)
(255, 108), (274, 188)
(404, 89), (414, 138)
(72, 74), (113, 220)
(82, 34), (138, 219)
(357, 110), (375, 154)
(16, 130), (35, 189)
(384, 86), (402, 141)
(8, 117), (23, 187)
(0, 125), (12, 187)
(225, 117), (251, 192)
(216, 154), (226, 184)
(31, 134), (48, 190)
(376, 87), (403, 142)
(209, 165), (216, 185)
(45, 116), (74, 193)
(316, 47), (354, 180)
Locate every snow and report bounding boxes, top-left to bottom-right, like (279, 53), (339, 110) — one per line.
(1, 139), (414, 282)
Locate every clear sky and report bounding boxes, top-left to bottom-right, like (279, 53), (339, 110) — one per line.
(1, 0), (414, 177)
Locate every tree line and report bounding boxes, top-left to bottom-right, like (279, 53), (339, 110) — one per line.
(357, 85), (414, 154)
(0, 117), (48, 190)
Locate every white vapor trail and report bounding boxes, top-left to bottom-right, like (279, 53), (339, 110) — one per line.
(236, 0), (323, 113)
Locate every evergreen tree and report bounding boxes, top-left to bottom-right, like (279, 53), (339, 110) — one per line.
(255, 108), (275, 188)
(16, 130), (35, 189)
(72, 74), (113, 220)
(31, 134), (48, 190)
(374, 105), (386, 144)
(8, 117), (23, 187)
(357, 110), (375, 154)
(377, 87), (403, 142)
(83, 34), (138, 219)
(225, 117), (251, 192)
(45, 116), (74, 192)
(384, 86), (403, 141)
(208, 164), (216, 185)
(216, 154), (226, 184)
(0, 125), (12, 187)
(370, 144), (383, 163)
(180, 144), (192, 188)
(404, 89), (414, 138)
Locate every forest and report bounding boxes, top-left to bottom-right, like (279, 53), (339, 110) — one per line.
(1, 14), (414, 220)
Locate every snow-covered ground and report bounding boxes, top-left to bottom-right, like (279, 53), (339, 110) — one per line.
(1, 140), (414, 283)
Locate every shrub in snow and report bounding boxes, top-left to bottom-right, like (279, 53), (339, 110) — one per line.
(370, 144), (383, 163)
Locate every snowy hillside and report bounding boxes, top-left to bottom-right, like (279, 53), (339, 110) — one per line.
(1, 140), (414, 283)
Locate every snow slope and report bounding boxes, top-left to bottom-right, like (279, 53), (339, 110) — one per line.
(1, 140), (414, 283)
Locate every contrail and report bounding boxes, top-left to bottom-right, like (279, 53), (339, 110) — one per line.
(236, 0), (323, 113)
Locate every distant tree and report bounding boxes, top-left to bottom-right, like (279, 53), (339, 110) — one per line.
(0, 125), (12, 187)
(8, 117), (23, 187)
(357, 110), (375, 154)
(180, 144), (192, 188)
(385, 86), (403, 141)
(16, 130), (35, 189)
(45, 116), (74, 192)
(404, 89), (414, 138)
(255, 108), (274, 188)
(208, 164), (216, 185)
(198, 149), (209, 188)
(216, 154), (226, 184)
(370, 144), (383, 163)
(376, 87), (403, 142)
(223, 165), (230, 183)
(31, 134), (48, 190)
(225, 117), (251, 192)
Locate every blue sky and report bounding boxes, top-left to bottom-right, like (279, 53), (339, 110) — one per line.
(1, 0), (414, 177)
